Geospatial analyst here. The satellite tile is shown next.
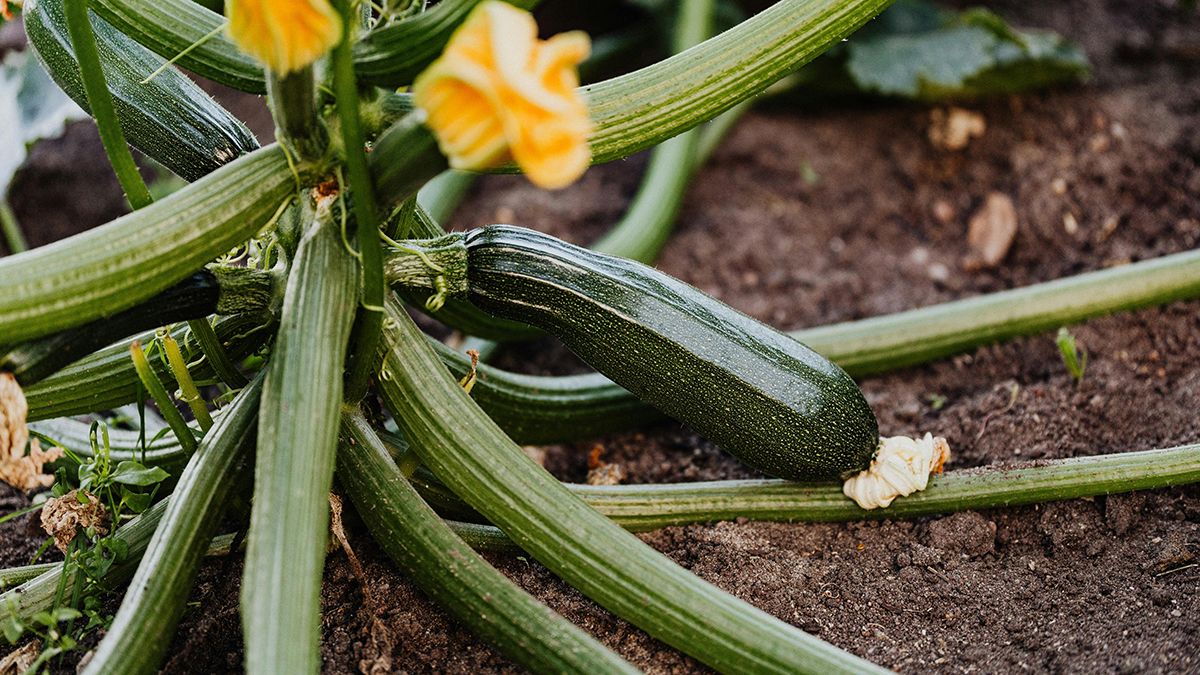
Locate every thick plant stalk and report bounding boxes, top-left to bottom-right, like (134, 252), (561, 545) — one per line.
(83, 375), (262, 675)
(0, 146), (293, 344)
(267, 68), (329, 168)
(0, 564), (56, 590)
(2, 270), (225, 385)
(89, 0), (263, 93)
(405, 444), (1200, 535)
(338, 411), (638, 674)
(590, 0), (712, 262)
(242, 212), (358, 675)
(332, 0), (387, 402)
(62, 0), (152, 209)
(377, 299), (886, 675)
(32, 417), (190, 475)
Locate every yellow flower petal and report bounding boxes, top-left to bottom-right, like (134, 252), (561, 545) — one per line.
(412, 1), (593, 190)
(226, 0), (342, 75)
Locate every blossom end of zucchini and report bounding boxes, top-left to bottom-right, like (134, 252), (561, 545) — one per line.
(842, 433), (950, 510)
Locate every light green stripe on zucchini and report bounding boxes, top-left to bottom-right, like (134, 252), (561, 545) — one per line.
(0, 146), (292, 344)
(377, 298), (887, 675)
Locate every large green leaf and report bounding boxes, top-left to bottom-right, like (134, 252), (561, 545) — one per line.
(796, 0), (1089, 101)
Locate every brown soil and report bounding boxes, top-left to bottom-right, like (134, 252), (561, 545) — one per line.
(4, 0), (1200, 673)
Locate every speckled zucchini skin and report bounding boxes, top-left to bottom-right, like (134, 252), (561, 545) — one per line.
(25, 0), (258, 181)
(464, 225), (879, 481)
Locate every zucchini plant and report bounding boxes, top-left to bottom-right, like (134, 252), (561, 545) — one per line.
(0, 0), (1196, 673)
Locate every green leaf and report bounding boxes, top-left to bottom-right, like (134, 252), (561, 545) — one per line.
(110, 461), (168, 486)
(3, 615), (24, 643)
(823, 0), (1089, 100)
(120, 491), (153, 513)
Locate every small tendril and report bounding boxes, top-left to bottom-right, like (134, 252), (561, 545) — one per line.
(424, 275), (449, 312)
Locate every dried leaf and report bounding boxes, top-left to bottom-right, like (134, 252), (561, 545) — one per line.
(40, 489), (109, 552)
(0, 373), (61, 491)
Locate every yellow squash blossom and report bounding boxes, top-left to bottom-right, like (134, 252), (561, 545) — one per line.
(226, 0), (342, 75)
(413, 2), (593, 190)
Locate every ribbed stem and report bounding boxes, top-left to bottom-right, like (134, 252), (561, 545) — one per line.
(83, 375), (261, 675)
(338, 410), (638, 674)
(63, 0), (152, 209)
(90, 0), (263, 93)
(377, 299), (886, 674)
(332, 0), (387, 402)
(0, 201), (27, 254)
(0, 145), (293, 344)
(590, 0), (712, 262)
(267, 68), (329, 169)
(186, 318), (249, 388)
(242, 213), (358, 675)
(403, 444), (1200, 534)
(2, 270), (224, 386)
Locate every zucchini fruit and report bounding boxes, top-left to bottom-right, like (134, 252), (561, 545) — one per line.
(25, 0), (259, 181)
(462, 225), (879, 481)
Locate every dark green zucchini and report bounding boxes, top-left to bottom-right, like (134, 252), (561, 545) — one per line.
(25, 0), (259, 181)
(463, 225), (880, 481)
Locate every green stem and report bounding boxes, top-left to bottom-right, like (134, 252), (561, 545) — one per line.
(161, 333), (213, 431)
(186, 318), (249, 388)
(333, 0), (387, 403)
(90, 0), (263, 93)
(129, 340), (198, 455)
(407, 444), (1200, 534)
(33, 417), (190, 477)
(0, 145), (294, 344)
(63, 0), (153, 209)
(0, 564), (57, 591)
(2, 270), (227, 386)
(590, 0), (712, 262)
(0, 200), (27, 254)
(82, 375), (261, 675)
(267, 68), (329, 169)
(377, 299), (885, 674)
(242, 212), (358, 675)
(338, 410), (637, 673)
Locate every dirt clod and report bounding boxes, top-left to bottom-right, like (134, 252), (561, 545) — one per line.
(924, 511), (997, 558)
(964, 192), (1019, 270)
